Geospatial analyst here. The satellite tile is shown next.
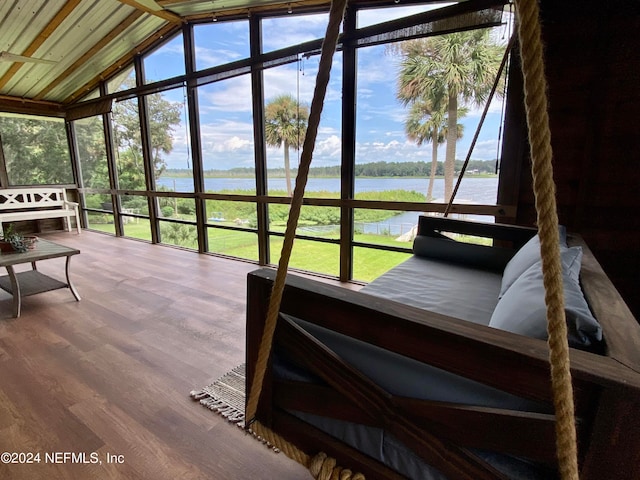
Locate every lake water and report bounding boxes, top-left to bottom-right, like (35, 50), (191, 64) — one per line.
(158, 176), (498, 201)
(157, 176), (499, 234)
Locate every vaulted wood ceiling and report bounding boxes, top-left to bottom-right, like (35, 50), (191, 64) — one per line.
(0, 0), (338, 116)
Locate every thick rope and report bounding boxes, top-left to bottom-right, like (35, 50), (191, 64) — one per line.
(246, 0), (347, 425)
(251, 421), (365, 480)
(245, 0), (363, 478)
(515, 1), (579, 479)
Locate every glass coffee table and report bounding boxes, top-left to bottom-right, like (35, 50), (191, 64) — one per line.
(0, 239), (81, 317)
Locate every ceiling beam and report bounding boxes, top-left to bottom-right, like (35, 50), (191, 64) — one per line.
(0, 95), (64, 117)
(182, 0), (330, 22)
(34, 11), (146, 102)
(0, 0), (82, 91)
(63, 22), (180, 105)
(117, 0), (183, 23)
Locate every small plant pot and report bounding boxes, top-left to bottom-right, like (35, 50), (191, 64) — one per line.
(0, 241), (14, 252)
(23, 236), (38, 250)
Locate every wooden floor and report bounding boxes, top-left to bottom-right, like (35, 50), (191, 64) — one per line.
(0, 231), (319, 480)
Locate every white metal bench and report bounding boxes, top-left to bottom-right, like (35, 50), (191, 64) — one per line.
(0, 188), (81, 234)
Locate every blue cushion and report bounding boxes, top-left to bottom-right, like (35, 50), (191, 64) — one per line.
(489, 247), (602, 349)
(499, 226), (568, 298)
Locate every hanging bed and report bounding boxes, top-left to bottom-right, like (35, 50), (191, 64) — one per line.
(242, 0), (639, 477)
(246, 215), (640, 479)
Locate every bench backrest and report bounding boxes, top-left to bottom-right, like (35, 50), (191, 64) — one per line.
(0, 188), (68, 210)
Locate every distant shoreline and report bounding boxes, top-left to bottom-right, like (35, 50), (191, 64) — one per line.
(161, 173), (499, 180)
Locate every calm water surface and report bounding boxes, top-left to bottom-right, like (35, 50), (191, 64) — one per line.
(157, 176), (499, 232)
(158, 176), (497, 202)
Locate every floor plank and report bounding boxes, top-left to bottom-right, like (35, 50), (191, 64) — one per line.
(0, 231), (313, 480)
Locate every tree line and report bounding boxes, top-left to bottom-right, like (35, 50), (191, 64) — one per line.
(166, 159), (497, 178)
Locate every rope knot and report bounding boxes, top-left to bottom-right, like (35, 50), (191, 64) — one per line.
(308, 452), (365, 480)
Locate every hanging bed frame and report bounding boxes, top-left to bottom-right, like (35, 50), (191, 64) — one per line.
(242, 0), (639, 477)
(246, 216), (640, 479)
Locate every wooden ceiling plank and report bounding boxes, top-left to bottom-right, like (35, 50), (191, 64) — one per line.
(63, 22), (179, 105)
(117, 0), (183, 23)
(34, 10), (146, 102)
(0, 0), (83, 90)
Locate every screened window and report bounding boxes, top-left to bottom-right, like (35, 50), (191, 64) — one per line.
(194, 20), (250, 71)
(143, 33), (185, 83)
(0, 114), (73, 186)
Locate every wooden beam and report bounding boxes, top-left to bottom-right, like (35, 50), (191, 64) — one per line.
(0, 0), (82, 91)
(117, 0), (183, 23)
(183, 0), (330, 22)
(63, 22), (179, 105)
(0, 95), (64, 117)
(34, 11), (145, 102)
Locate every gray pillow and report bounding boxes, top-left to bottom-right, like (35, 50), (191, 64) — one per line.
(490, 247), (602, 349)
(499, 226), (568, 298)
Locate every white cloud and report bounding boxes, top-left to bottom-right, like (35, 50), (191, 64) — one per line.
(194, 46), (245, 69)
(261, 13), (330, 51)
(315, 135), (341, 158)
(200, 120), (253, 142)
(465, 95), (507, 118)
(469, 139), (500, 160)
(199, 76), (253, 113)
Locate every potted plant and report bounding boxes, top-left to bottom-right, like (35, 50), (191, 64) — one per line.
(0, 224), (37, 253)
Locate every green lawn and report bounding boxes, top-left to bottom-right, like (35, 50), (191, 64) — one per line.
(87, 218), (412, 282)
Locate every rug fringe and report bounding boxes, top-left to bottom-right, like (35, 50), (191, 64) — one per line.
(190, 364), (280, 453)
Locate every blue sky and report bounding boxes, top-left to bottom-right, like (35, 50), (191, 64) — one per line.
(141, 4), (513, 172)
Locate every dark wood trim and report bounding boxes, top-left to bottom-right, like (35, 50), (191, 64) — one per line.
(136, 57), (159, 244)
(270, 409), (407, 480)
(418, 216), (536, 247)
(65, 121), (86, 228)
(339, 5), (357, 282)
(0, 96), (65, 117)
(183, 23), (207, 253)
(274, 378), (561, 465)
(0, 131), (9, 188)
(100, 82), (124, 237)
(496, 40), (526, 225)
(574, 236), (640, 371)
(249, 15), (270, 266)
(276, 317), (509, 479)
(580, 386), (640, 479)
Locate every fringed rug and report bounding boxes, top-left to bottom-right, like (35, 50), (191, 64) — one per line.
(190, 363), (247, 427)
(190, 364), (280, 452)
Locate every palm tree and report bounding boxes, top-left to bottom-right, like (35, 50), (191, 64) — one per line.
(264, 94), (309, 196)
(402, 98), (446, 200)
(403, 100), (466, 200)
(397, 29), (503, 201)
